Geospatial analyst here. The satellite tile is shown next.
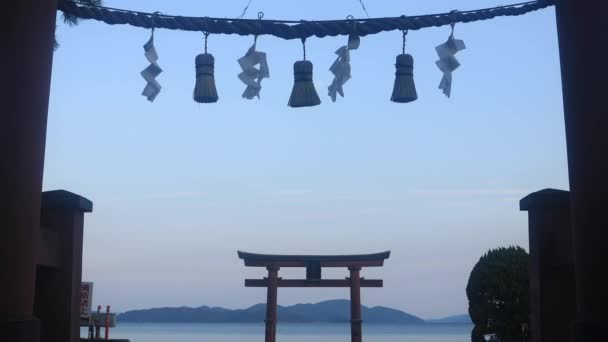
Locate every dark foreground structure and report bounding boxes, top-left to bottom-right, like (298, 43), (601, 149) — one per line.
(1, 190), (92, 342)
(238, 251), (390, 342)
(521, 189), (576, 342)
(2, 1), (607, 342)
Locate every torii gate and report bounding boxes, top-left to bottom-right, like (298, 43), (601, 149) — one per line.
(238, 251), (390, 342)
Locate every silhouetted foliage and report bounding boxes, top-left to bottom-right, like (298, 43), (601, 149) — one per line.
(61, 0), (102, 25)
(55, 0), (103, 49)
(466, 246), (529, 341)
(471, 325), (485, 342)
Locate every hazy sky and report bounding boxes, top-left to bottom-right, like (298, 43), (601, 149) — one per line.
(44, 0), (567, 319)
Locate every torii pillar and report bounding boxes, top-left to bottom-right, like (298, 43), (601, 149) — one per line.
(1, 1), (57, 342)
(554, 1), (608, 340)
(349, 267), (362, 342)
(264, 266), (279, 342)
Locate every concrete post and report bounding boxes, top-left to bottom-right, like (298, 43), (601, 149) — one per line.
(520, 189), (576, 342)
(35, 190), (93, 342)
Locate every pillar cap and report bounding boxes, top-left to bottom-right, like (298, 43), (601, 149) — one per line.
(42, 190), (93, 213)
(519, 188), (569, 211)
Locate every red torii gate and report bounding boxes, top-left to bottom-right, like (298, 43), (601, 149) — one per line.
(238, 251), (390, 342)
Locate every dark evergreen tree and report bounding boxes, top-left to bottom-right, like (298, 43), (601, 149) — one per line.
(471, 325), (485, 342)
(466, 246), (529, 341)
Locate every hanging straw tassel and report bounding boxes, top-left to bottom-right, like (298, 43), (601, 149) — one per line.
(391, 30), (417, 103)
(391, 53), (417, 103)
(193, 53), (218, 103)
(288, 60), (321, 108)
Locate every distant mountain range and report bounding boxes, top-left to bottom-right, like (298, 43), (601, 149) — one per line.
(426, 314), (472, 324)
(118, 300), (469, 324)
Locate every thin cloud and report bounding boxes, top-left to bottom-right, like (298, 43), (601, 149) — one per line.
(143, 191), (204, 200)
(274, 189), (314, 196)
(409, 188), (531, 197)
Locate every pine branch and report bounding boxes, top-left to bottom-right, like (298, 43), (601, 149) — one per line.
(62, 0), (102, 26)
(55, 0), (103, 50)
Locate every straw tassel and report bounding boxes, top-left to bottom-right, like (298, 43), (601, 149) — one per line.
(288, 60), (321, 108)
(391, 53), (417, 103)
(193, 53), (218, 103)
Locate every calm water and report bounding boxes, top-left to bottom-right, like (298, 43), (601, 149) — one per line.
(83, 323), (472, 342)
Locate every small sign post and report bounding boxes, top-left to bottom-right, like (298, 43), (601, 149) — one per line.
(80, 282), (94, 320)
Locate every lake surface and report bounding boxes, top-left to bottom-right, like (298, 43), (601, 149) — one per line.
(83, 323), (472, 342)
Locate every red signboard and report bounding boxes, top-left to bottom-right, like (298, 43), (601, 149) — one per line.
(80, 282), (94, 319)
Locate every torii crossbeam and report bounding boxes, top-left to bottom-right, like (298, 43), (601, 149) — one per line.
(238, 251), (390, 342)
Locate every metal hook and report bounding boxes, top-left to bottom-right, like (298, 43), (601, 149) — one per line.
(299, 20), (308, 60)
(255, 12), (264, 45)
(201, 17), (210, 53)
(203, 16), (210, 35)
(399, 15), (409, 54)
(449, 10), (459, 36)
(399, 15), (408, 32)
(402, 29), (408, 55)
(301, 37), (307, 60)
(204, 31), (209, 53)
(150, 11), (162, 34)
(346, 15), (357, 34)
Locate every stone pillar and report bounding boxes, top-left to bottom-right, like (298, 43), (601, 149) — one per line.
(520, 189), (576, 342)
(265, 266), (279, 342)
(554, 1), (608, 340)
(349, 267), (362, 342)
(0, 1), (58, 342)
(35, 190), (93, 342)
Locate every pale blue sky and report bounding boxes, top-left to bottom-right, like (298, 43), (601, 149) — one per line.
(44, 0), (567, 319)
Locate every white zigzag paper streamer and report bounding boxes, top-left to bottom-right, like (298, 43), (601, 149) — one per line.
(141, 32), (162, 102)
(237, 43), (269, 99)
(435, 34), (466, 98)
(328, 35), (360, 102)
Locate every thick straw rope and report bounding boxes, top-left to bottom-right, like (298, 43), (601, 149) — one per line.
(59, 0), (554, 40)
